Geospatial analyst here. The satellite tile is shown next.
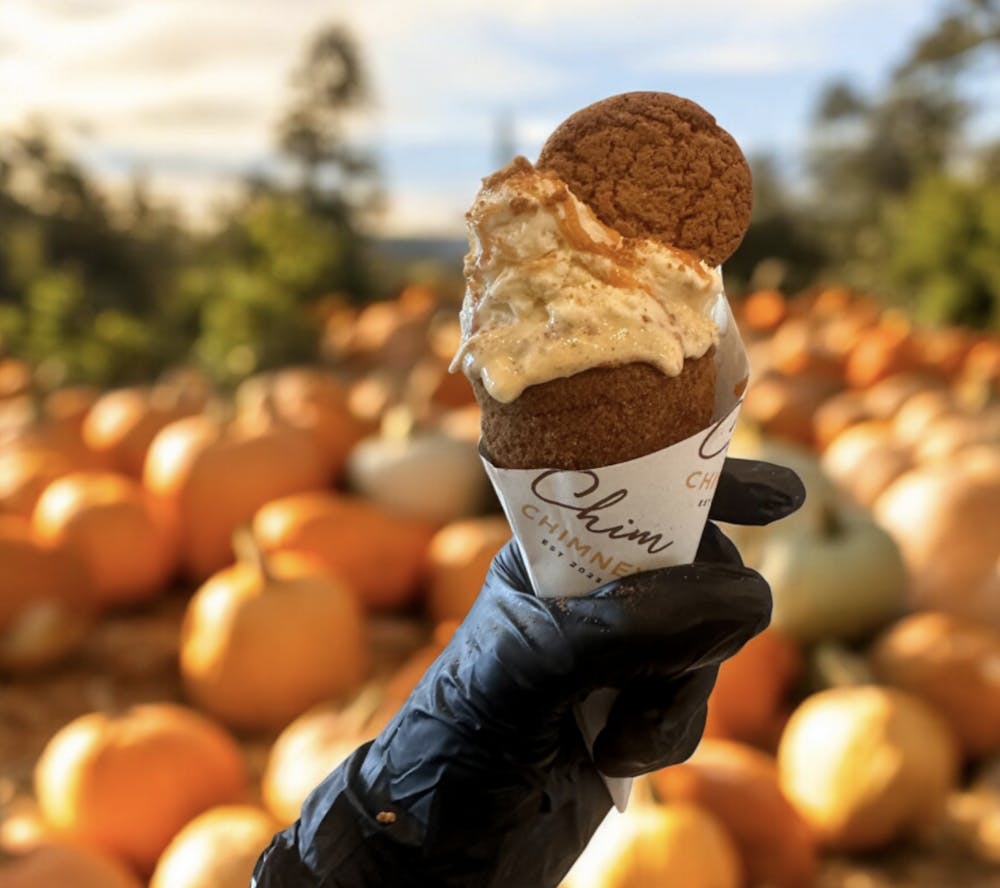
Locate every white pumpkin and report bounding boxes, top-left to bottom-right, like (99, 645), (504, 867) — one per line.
(346, 413), (489, 524)
(759, 503), (907, 644)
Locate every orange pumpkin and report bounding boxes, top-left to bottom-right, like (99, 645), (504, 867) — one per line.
(807, 286), (868, 321)
(0, 356), (32, 401)
(859, 371), (944, 419)
(33, 472), (178, 608)
(871, 612), (1000, 758)
(960, 337), (1000, 391)
(874, 460), (1000, 628)
(914, 327), (976, 379)
(0, 841), (142, 888)
(406, 356), (477, 412)
(42, 385), (102, 433)
(0, 448), (77, 518)
(812, 390), (871, 451)
(769, 317), (844, 381)
(82, 387), (195, 478)
(3, 416), (101, 471)
(891, 388), (956, 448)
(180, 546), (369, 731)
(252, 491), (434, 610)
(741, 371), (841, 448)
(425, 517), (510, 622)
(704, 628), (801, 747)
(820, 420), (912, 507)
(739, 289), (788, 335)
(143, 415), (326, 581)
(346, 372), (399, 428)
(347, 296), (433, 371)
(234, 367), (370, 482)
(844, 318), (919, 389)
(0, 516), (93, 671)
(0, 514), (82, 621)
(262, 693), (379, 826)
(652, 739), (817, 888)
(149, 805), (280, 888)
(34, 703), (247, 874)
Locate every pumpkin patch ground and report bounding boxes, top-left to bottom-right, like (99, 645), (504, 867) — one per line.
(1, 291), (999, 887)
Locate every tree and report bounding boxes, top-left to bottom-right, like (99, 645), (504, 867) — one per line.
(726, 154), (827, 294)
(804, 0), (1000, 322)
(268, 24), (381, 302)
(277, 25), (380, 221)
(896, 0), (1000, 75)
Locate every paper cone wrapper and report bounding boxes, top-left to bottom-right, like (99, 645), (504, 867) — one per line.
(479, 290), (748, 810)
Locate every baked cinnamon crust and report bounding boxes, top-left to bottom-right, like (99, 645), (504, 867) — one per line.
(475, 351), (716, 469)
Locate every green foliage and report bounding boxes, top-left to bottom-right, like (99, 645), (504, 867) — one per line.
(1, 269), (168, 387)
(241, 194), (347, 294)
(800, 0), (1000, 326)
(0, 22), (379, 388)
(885, 174), (1000, 327)
(185, 265), (320, 389)
(727, 155), (828, 293)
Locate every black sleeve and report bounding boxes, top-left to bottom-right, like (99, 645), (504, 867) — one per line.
(252, 729), (611, 888)
(252, 743), (416, 888)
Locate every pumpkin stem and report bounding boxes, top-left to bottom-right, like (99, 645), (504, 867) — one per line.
(380, 404), (415, 441)
(811, 642), (876, 689)
(818, 503), (845, 539)
(232, 526), (273, 583)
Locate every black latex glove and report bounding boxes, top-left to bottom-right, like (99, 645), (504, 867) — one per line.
(252, 457), (804, 888)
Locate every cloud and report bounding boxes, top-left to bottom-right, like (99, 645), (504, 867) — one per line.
(0, 0), (927, 235)
(638, 43), (818, 75)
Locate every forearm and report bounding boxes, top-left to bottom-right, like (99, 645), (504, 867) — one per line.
(253, 744), (419, 888)
(253, 732), (612, 888)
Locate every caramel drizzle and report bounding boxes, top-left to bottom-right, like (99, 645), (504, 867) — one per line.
(467, 157), (714, 298)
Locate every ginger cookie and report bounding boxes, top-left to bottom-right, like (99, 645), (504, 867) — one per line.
(537, 91), (751, 267)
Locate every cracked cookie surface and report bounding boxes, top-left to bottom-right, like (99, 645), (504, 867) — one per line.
(537, 91), (752, 267)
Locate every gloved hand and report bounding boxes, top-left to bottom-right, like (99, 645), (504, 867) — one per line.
(253, 458), (804, 888)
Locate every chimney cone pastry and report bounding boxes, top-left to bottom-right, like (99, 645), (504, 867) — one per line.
(451, 93), (751, 470)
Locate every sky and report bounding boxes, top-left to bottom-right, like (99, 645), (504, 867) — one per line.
(0, 0), (993, 237)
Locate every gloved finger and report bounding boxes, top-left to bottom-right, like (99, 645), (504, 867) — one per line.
(546, 561), (771, 698)
(695, 521), (743, 566)
(490, 538), (533, 593)
(709, 458), (805, 526)
(593, 665), (717, 777)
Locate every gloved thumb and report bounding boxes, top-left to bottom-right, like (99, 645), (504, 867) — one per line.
(546, 561), (771, 704)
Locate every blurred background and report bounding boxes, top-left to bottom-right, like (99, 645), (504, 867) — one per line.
(1, 1), (999, 887)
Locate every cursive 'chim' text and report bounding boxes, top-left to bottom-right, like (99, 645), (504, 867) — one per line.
(530, 470), (674, 555)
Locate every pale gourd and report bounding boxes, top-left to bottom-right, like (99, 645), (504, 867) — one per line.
(777, 686), (960, 850)
(758, 501), (907, 644)
(346, 410), (489, 523)
(564, 800), (741, 888)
